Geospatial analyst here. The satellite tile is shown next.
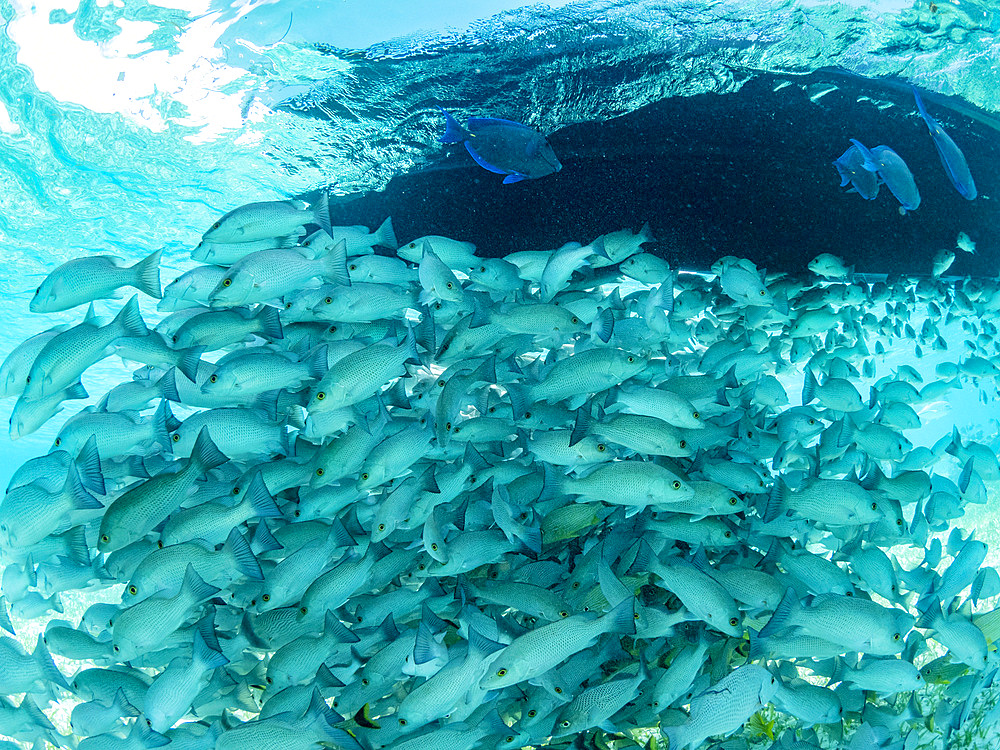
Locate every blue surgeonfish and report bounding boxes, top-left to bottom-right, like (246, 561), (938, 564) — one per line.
(439, 108), (562, 184)
(849, 138), (920, 213)
(913, 87), (977, 200)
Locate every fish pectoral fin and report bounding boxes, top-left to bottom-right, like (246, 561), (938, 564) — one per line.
(502, 173), (527, 184)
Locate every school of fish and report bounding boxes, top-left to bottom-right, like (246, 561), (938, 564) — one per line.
(1, 192), (1000, 750)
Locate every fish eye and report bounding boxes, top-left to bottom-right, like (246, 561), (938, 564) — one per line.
(571, 316), (579, 324)
(496, 668), (508, 677)
(554, 687), (563, 694)
(561, 721), (571, 728)
(445, 422), (452, 430)
(746, 431), (753, 438)
(692, 411), (699, 419)
(316, 468), (325, 476)
(627, 356), (635, 362)
(897, 518), (903, 526)
(808, 418), (816, 425)
(893, 633), (901, 641)
(294, 509), (301, 517)
(672, 481), (681, 490)
(729, 497), (738, 506)
(724, 531), (733, 538)
(34, 287), (39, 294)
(212, 222), (220, 229)
(261, 594), (270, 602)
(378, 524), (385, 531)
(329, 325), (337, 333)
(316, 392), (326, 400)
(409, 242), (416, 249)
(527, 710), (537, 718)
(431, 543), (438, 551)
(266, 677), (272, 684)
(233, 486), (241, 495)
(25, 376), (30, 383)
(285, 302), (292, 309)
(54, 438), (60, 446)
(453, 427), (461, 434)
(146, 719), (151, 727)
(222, 278), (232, 287)
(128, 585), (137, 595)
(506, 737), (514, 743)
(361, 473), (369, 481)
(572, 581), (580, 588)
(171, 335), (178, 342)
(101, 534), (110, 544)
(729, 617), (739, 626)
(488, 406), (495, 413)
(679, 440), (687, 449)
(434, 303), (442, 310)
(871, 502), (878, 510)
(446, 282), (453, 289)
(524, 411), (532, 419)
(559, 610), (569, 617)
(480, 266), (486, 272)
(759, 290), (766, 296)
(634, 612), (640, 620)
(398, 719), (407, 726)
(324, 296), (332, 304)
(300, 607), (308, 615)
(172, 433), (180, 442)
(113, 645), (119, 652)
(209, 374), (217, 383)
(418, 563), (426, 570)
(597, 444), (606, 452)
(349, 264), (356, 271)
(361, 678), (369, 686)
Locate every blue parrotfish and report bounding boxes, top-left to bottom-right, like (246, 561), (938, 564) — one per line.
(849, 138), (920, 213)
(438, 108), (562, 184)
(833, 145), (879, 200)
(913, 87), (977, 200)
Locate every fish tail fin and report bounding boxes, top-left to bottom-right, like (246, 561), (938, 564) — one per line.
(176, 346), (204, 383)
(181, 563), (221, 602)
(801, 369), (817, 405)
(255, 304), (284, 341)
(131, 248), (163, 299)
(189, 427), (228, 472)
(192, 628), (229, 670)
(402, 324), (421, 367)
(438, 108), (468, 144)
(75, 434), (106, 495)
(849, 138), (878, 172)
(663, 725), (686, 750)
(591, 306), (615, 344)
(761, 479), (787, 524)
(373, 216), (398, 249)
(312, 191), (332, 238)
(306, 344), (330, 380)
(638, 221), (655, 245)
(64, 379), (89, 402)
(111, 295), (149, 339)
(605, 596), (637, 635)
(160, 367), (182, 402)
(225, 527), (263, 580)
(241, 470), (282, 519)
(67, 466), (103, 511)
(505, 383), (532, 421)
(912, 86), (930, 119)
(746, 627), (765, 661)
(61, 525), (91, 566)
(758, 587), (798, 639)
(569, 405), (594, 447)
(32, 634), (69, 690)
(322, 239), (351, 287)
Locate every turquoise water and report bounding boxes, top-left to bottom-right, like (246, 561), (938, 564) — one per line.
(3, 0), (1000, 747)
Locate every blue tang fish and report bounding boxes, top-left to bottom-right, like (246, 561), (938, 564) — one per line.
(439, 108), (562, 184)
(913, 88), (977, 200)
(850, 138), (920, 213)
(833, 144), (879, 200)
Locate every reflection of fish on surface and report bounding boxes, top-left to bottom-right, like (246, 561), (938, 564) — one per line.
(913, 87), (977, 200)
(438, 108), (562, 184)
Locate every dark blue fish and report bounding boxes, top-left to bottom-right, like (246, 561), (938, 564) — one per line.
(913, 88), (977, 200)
(850, 139), (921, 213)
(833, 145), (879, 201)
(439, 108), (562, 184)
